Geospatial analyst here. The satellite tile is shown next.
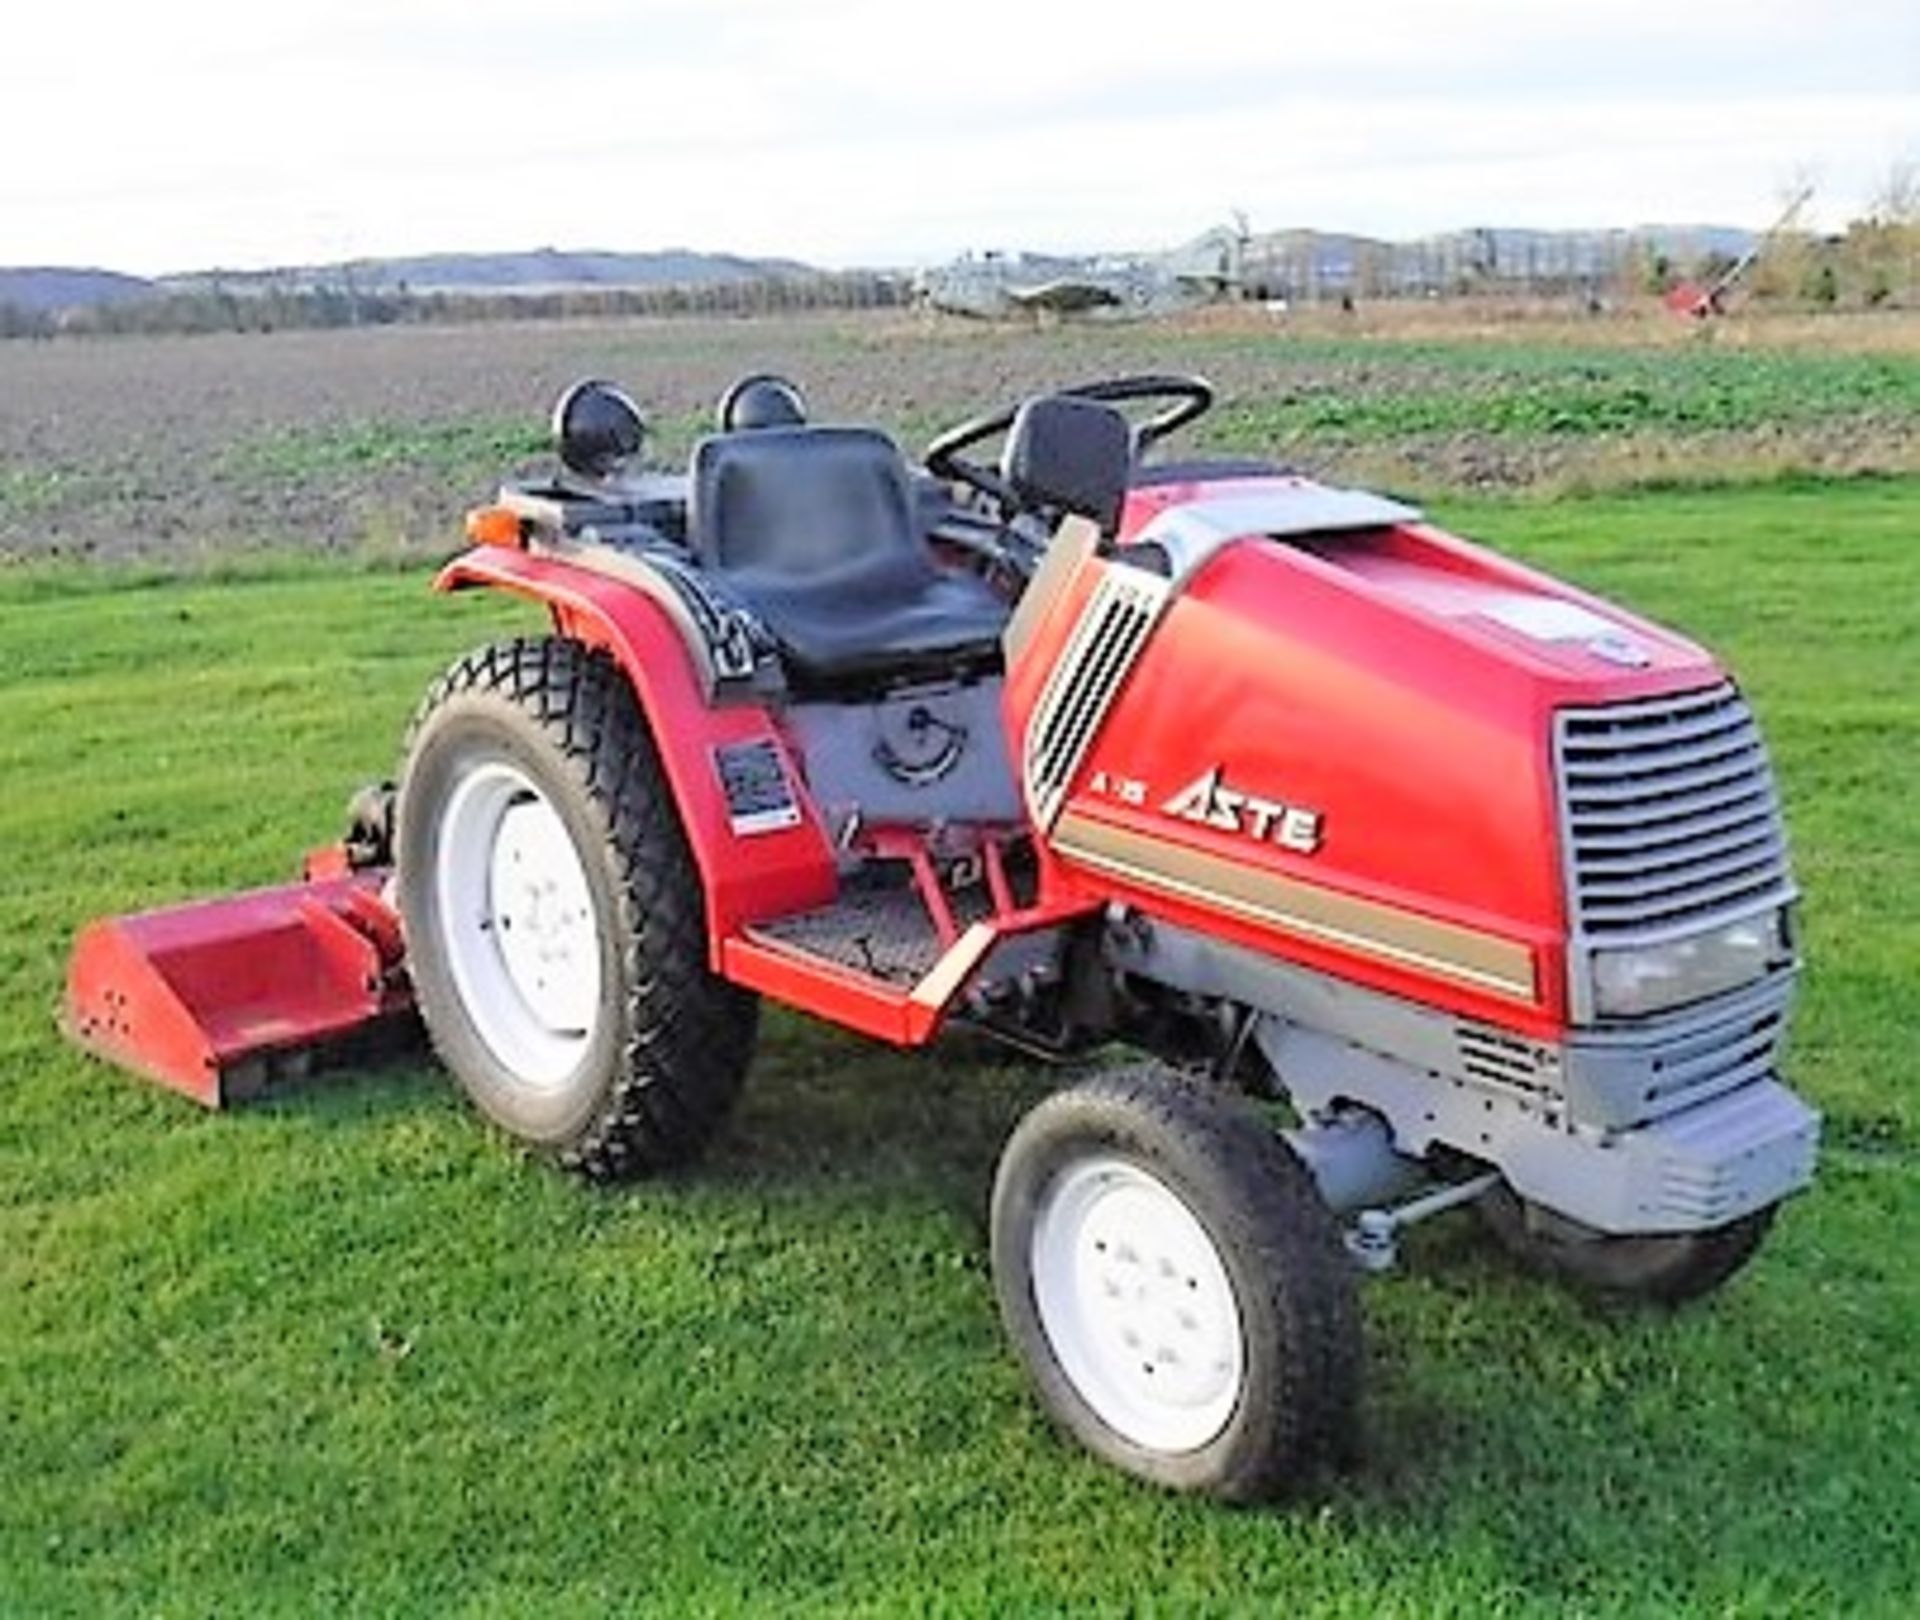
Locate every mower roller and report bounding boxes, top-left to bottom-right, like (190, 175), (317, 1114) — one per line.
(65, 370), (1819, 1500)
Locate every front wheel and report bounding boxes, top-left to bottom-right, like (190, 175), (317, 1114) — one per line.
(1479, 1184), (1777, 1305)
(396, 636), (757, 1179)
(990, 1067), (1360, 1501)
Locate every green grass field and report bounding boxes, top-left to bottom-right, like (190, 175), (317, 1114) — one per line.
(3, 479), (1916, 1615)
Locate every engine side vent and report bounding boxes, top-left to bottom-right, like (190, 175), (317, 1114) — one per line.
(1025, 566), (1169, 829)
(1555, 683), (1794, 938)
(1454, 1023), (1560, 1100)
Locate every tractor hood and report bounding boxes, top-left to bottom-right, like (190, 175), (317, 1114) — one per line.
(1017, 478), (1727, 1036)
(1122, 476), (1713, 690)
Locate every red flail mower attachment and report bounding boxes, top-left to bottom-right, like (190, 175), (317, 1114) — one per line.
(62, 862), (412, 1108)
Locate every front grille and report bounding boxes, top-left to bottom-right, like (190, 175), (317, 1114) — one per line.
(1555, 684), (1793, 938)
(1641, 992), (1787, 1108)
(1024, 567), (1167, 829)
(1560, 973), (1794, 1129)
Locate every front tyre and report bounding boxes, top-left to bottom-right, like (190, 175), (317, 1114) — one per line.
(990, 1067), (1360, 1502)
(1479, 1184), (1777, 1305)
(396, 637), (757, 1179)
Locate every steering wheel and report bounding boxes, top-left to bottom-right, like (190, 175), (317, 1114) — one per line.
(923, 373), (1214, 512)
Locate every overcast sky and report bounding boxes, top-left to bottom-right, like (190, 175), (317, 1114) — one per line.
(2, 0), (1913, 275)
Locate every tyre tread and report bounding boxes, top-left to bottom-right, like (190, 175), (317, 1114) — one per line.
(1479, 1184), (1776, 1306)
(993, 1065), (1361, 1501)
(402, 636), (756, 1180)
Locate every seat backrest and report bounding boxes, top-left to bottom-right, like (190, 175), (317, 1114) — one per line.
(688, 426), (927, 584)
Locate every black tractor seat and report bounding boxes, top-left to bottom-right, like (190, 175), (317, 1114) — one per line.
(688, 425), (1009, 692)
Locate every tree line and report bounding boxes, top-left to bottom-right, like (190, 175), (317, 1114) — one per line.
(0, 269), (912, 340)
(1244, 216), (1919, 310)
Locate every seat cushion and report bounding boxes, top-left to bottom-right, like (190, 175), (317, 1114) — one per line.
(725, 561), (1008, 689)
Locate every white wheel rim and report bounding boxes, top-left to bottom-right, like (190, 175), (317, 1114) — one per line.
(433, 760), (603, 1091)
(1030, 1155), (1245, 1454)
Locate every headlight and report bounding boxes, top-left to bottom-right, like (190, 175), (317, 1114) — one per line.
(1591, 911), (1788, 1019)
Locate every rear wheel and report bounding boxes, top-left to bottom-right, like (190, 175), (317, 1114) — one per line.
(396, 636), (756, 1179)
(990, 1066), (1360, 1501)
(1479, 1184), (1776, 1305)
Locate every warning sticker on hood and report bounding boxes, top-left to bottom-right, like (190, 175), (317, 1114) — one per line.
(1475, 595), (1653, 667)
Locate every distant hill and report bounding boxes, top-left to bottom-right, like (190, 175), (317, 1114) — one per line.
(0, 267), (158, 313)
(160, 247), (818, 297)
(1, 225), (1767, 320)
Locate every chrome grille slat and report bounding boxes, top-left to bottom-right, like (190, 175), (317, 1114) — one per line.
(1562, 701), (1756, 750)
(1570, 794), (1776, 854)
(1563, 749), (1766, 807)
(1577, 830), (1780, 882)
(1561, 687), (1748, 729)
(1556, 683), (1793, 939)
(1577, 833), (1784, 894)
(1565, 708), (1757, 752)
(1578, 865), (1788, 928)
(1567, 778), (1773, 832)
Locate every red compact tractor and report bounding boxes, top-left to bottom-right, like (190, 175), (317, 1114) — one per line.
(67, 372), (1818, 1500)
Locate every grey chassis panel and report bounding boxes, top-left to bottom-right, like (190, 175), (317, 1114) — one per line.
(1106, 914), (1818, 1235)
(787, 679), (1023, 834)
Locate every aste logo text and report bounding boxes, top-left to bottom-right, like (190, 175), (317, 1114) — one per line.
(1161, 766), (1323, 854)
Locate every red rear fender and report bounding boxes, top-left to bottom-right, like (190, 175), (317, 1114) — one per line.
(435, 547), (836, 940)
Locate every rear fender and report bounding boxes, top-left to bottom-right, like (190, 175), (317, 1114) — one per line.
(436, 547), (836, 942)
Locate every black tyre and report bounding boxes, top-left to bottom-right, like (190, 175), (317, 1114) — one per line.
(396, 636), (757, 1179)
(990, 1066), (1360, 1502)
(1479, 1184), (1777, 1306)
